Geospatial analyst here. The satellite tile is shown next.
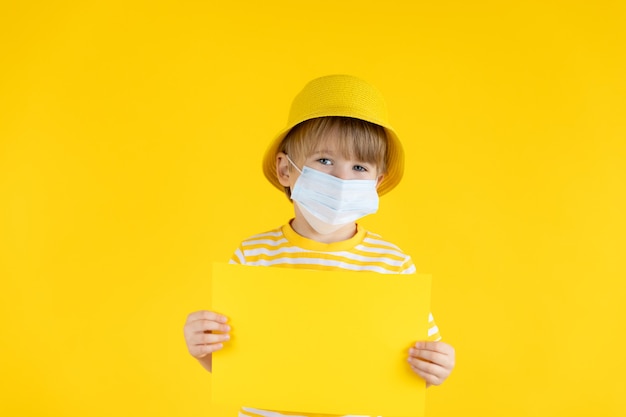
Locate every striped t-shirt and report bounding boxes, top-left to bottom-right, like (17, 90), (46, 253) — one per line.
(229, 222), (441, 417)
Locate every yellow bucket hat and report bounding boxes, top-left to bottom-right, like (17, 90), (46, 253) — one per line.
(262, 74), (404, 196)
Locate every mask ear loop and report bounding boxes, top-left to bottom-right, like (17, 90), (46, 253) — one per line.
(285, 154), (303, 174)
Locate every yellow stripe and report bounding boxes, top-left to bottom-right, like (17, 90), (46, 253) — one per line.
(428, 329), (442, 342)
(280, 242), (399, 259)
(243, 253), (408, 272)
(243, 235), (286, 244)
(241, 240), (407, 263)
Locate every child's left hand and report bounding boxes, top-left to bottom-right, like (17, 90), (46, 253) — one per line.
(408, 341), (455, 386)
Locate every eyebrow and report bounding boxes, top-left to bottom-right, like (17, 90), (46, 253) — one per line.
(311, 149), (337, 155)
(310, 150), (374, 166)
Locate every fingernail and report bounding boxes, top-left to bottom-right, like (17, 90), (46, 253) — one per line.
(409, 348), (415, 355)
(224, 335), (230, 340)
(224, 325), (231, 331)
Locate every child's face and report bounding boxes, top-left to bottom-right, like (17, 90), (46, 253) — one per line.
(276, 128), (384, 240)
(290, 130), (383, 183)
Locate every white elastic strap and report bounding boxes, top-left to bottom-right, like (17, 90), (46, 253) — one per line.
(285, 154), (303, 174)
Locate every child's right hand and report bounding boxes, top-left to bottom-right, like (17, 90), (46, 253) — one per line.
(184, 310), (231, 359)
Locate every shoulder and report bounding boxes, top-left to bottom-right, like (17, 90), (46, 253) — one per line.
(361, 229), (407, 252)
(230, 225), (290, 265)
(355, 228), (416, 274)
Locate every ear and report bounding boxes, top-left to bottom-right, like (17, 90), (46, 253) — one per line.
(276, 152), (292, 187)
(376, 174), (385, 189)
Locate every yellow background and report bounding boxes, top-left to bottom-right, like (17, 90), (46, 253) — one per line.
(1, 1), (624, 416)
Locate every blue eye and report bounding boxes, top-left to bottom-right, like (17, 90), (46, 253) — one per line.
(353, 165), (367, 172)
(317, 158), (332, 165)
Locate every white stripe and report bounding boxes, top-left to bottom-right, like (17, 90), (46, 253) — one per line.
(400, 263), (417, 274)
(231, 248), (245, 264)
(244, 247), (408, 269)
(335, 250), (406, 267)
(242, 237), (289, 247)
(365, 230), (382, 238)
(428, 324), (440, 337)
(240, 407), (307, 417)
(362, 236), (403, 250)
(243, 257), (401, 274)
(355, 243), (407, 258)
(244, 246), (310, 257)
(237, 258), (412, 274)
(241, 408), (371, 417)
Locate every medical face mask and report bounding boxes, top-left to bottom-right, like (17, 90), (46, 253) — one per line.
(287, 155), (379, 235)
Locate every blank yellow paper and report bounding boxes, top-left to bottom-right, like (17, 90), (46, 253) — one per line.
(211, 262), (432, 417)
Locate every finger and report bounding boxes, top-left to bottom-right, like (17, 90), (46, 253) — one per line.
(188, 342), (224, 358)
(184, 322), (230, 344)
(197, 333), (231, 345)
(408, 357), (445, 375)
(410, 363), (444, 386)
(413, 341), (454, 355)
(408, 358), (448, 384)
(409, 348), (450, 366)
(186, 311), (228, 325)
(187, 320), (231, 334)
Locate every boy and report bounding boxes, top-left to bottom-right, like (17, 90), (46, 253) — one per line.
(183, 74), (455, 417)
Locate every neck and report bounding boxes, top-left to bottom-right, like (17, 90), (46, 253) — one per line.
(290, 216), (358, 243)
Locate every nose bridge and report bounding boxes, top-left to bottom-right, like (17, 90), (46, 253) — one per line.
(332, 161), (352, 180)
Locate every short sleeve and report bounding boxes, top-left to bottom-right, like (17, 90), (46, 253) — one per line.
(428, 312), (442, 341)
(230, 245), (245, 264)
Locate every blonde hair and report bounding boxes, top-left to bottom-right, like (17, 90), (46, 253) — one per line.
(278, 116), (388, 198)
